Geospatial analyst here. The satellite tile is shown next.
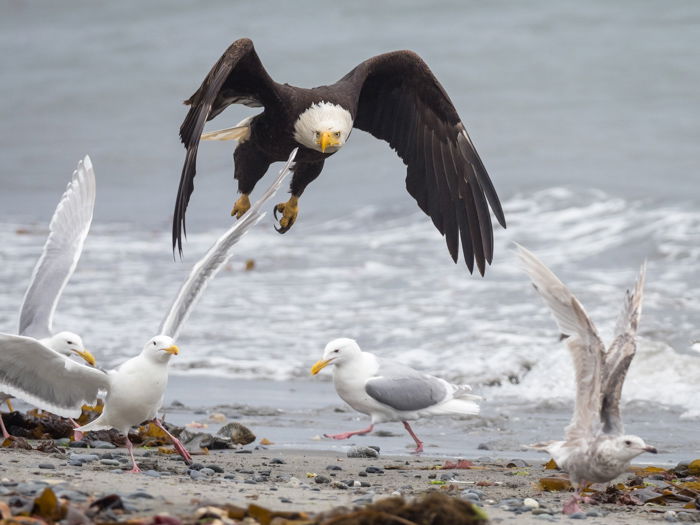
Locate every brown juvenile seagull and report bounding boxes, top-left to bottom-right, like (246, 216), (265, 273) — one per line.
(174, 38), (506, 274)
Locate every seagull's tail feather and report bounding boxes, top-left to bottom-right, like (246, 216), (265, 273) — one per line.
(76, 417), (112, 433)
(429, 397), (480, 417)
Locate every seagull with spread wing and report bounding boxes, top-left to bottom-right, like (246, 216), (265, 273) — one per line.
(516, 244), (657, 515)
(0, 156), (97, 440)
(174, 38), (506, 275)
(311, 338), (480, 453)
(0, 150), (297, 471)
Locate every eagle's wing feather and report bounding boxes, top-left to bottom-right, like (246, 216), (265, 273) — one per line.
(344, 51), (505, 274)
(174, 38), (281, 255)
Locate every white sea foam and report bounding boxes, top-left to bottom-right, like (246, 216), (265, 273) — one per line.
(0, 188), (698, 416)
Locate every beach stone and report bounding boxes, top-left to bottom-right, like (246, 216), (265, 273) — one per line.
(523, 498), (539, 509)
(368, 446), (380, 452)
(347, 446), (379, 458)
(68, 441), (89, 448)
(676, 512), (694, 522)
(331, 480), (349, 490)
(358, 471), (368, 477)
(569, 512), (587, 519)
(38, 463), (56, 469)
(144, 470), (161, 478)
(270, 458), (285, 464)
(234, 449), (252, 454)
(90, 440), (116, 449)
(532, 509), (551, 516)
(128, 491), (154, 499)
(280, 498), (292, 503)
(586, 510), (603, 517)
(110, 469), (122, 474)
(70, 453), (99, 463)
(663, 511), (678, 522)
(365, 466), (384, 474)
(326, 465), (342, 471)
(360, 481), (370, 487)
(189, 470), (204, 480)
(68, 460), (83, 467)
(55, 438), (71, 447)
(189, 463), (205, 470)
(100, 459), (120, 466)
(217, 422), (256, 445)
(244, 479), (258, 484)
(507, 459), (530, 468)
(200, 468), (215, 476)
(56, 490), (88, 502)
(314, 475), (331, 484)
(205, 464), (224, 473)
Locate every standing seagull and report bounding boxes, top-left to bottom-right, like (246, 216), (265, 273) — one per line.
(174, 38), (506, 275)
(1, 156), (97, 440)
(0, 150), (297, 471)
(311, 338), (480, 453)
(516, 245), (657, 515)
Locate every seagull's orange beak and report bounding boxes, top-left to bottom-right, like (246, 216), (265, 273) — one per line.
(162, 345), (180, 356)
(73, 349), (96, 367)
(311, 358), (333, 375)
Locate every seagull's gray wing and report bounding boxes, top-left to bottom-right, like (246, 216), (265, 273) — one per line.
(516, 244), (605, 441)
(0, 332), (109, 418)
(19, 156), (96, 339)
(600, 262), (646, 434)
(365, 360), (448, 411)
(159, 148), (297, 340)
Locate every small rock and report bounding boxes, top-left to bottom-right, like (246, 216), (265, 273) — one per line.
(205, 464), (224, 473)
(90, 440), (116, 449)
(270, 458), (286, 465)
(523, 498), (539, 509)
(331, 481), (348, 490)
(663, 511), (677, 523)
(358, 471), (368, 477)
(200, 468), (215, 476)
(532, 509), (551, 516)
(128, 491), (154, 499)
(365, 466), (384, 474)
(68, 460), (83, 467)
(506, 459), (530, 468)
(217, 422), (256, 445)
(326, 465), (342, 471)
(189, 470), (204, 480)
(569, 512), (587, 519)
(144, 470), (161, 478)
(189, 463), (205, 471)
(100, 459), (120, 466)
(368, 446), (380, 452)
(314, 475), (331, 484)
(347, 446), (379, 458)
(68, 441), (88, 448)
(280, 498), (292, 503)
(70, 454), (99, 463)
(38, 463), (56, 469)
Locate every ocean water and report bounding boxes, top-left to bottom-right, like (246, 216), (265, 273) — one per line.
(1, 1), (699, 424)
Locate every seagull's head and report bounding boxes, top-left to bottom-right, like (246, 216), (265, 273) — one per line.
(610, 435), (657, 461)
(293, 102), (353, 154)
(143, 335), (180, 363)
(49, 331), (96, 367)
(311, 338), (361, 375)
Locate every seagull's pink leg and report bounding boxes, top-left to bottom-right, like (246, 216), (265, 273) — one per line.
(0, 414), (10, 441)
(402, 421), (424, 454)
(125, 436), (141, 473)
(153, 418), (192, 465)
(69, 419), (84, 441)
(324, 424), (374, 440)
(562, 488), (584, 515)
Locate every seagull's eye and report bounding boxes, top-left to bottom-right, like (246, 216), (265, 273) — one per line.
(153, 341), (157, 346)
(67, 341), (73, 345)
(333, 349), (340, 353)
(624, 440), (631, 446)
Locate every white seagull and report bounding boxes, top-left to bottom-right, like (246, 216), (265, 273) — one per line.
(311, 338), (480, 453)
(0, 156), (97, 440)
(0, 149), (297, 471)
(516, 244), (657, 515)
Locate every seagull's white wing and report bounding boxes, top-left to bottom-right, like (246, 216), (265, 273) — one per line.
(601, 262), (646, 434)
(0, 332), (109, 418)
(19, 156), (96, 339)
(159, 148), (297, 340)
(516, 244), (605, 440)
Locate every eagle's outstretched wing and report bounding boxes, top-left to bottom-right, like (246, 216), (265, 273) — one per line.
(174, 38), (281, 255)
(343, 51), (506, 274)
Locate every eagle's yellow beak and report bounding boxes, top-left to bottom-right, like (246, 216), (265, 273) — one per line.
(318, 131), (341, 153)
(310, 358), (332, 375)
(73, 349), (96, 367)
(163, 345), (180, 355)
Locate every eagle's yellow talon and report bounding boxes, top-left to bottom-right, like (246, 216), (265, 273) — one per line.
(231, 194), (251, 218)
(274, 196), (299, 233)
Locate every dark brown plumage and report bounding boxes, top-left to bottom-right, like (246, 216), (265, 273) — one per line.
(175, 38), (506, 274)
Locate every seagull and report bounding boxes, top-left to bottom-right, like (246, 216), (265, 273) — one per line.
(311, 338), (480, 453)
(1, 156), (98, 441)
(516, 244), (657, 515)
(0, 149), (297, 471)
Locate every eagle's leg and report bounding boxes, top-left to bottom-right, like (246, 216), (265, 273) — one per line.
(274, 159), (324, 234)
(232, 141), (272, 220)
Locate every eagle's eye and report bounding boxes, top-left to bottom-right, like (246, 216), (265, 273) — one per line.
(334, 131), (341, 138)
(314, 131), (320, 138)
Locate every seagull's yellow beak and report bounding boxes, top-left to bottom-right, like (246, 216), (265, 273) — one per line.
(162, 345), (180, 355)
(73, 349), (96, 367)
(311, 358), (332, 375)
(317, 131), (341, 153)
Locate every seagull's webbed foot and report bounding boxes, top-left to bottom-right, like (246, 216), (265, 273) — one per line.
(69, 419), (84, 442)
(273, 196), (299, 234)
(231, 194), (251, 219)
(562, 496), (583, 515)
(324, 424), (374, 440)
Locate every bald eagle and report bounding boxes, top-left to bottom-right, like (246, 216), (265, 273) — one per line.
(175, 38), (506, 275)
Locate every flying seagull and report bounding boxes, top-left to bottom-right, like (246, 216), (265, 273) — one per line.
(311, 338), (480, 453)
(0, 149), (297, 470)
(174, 38), (506, 275)
(0, 156), (97, 440)
(516, 244), (656, 515)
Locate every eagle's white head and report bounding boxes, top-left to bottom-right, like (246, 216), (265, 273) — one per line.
(293, 102), (353, 154)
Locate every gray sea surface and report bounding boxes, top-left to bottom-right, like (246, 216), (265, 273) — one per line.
(1, 1), (699, 453)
